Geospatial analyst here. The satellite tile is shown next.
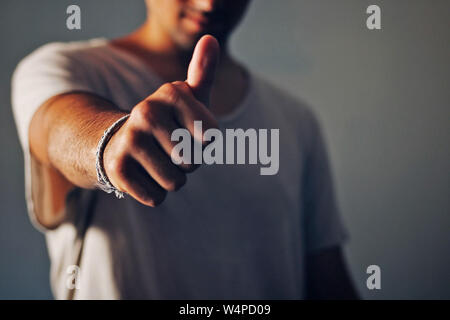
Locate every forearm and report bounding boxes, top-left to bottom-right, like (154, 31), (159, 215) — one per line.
(29, 92), (128, 189)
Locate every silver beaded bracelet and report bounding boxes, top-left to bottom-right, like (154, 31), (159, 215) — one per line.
(95, 114), (130, 199)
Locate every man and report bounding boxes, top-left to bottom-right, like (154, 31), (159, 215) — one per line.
(12, 0), (357, 299)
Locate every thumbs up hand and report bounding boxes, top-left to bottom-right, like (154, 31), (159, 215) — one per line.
(103, 35), (220, 207)
(186, 34), (220, 106)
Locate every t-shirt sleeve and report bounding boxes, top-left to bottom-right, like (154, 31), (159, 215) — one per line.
(12, 43), (96, 151)
(11, 43), (96, 232)
(302, 111), (349, 254)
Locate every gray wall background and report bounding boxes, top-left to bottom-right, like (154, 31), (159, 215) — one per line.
(0, 0), (448, 299)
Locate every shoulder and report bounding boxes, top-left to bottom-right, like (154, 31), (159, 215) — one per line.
(21, 38), (108, 62)
(13, 39), (109, 79)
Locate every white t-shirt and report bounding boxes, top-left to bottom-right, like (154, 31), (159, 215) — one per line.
(12, 39), (348, 299)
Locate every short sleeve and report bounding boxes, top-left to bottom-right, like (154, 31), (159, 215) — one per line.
(11, 43), (96, 232)
(302, 111), (349, 254)
(12, 43), (96, 150)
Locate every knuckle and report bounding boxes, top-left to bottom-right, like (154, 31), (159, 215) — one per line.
(131, 101), (151, 121)
(158, 82), (181, 105)
(105, 156), (127, 179)
(171, 81), (190, 92)
(134, 101), (171, 131)
(124, 128), (143, 150)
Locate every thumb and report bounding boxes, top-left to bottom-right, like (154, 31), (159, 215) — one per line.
(186, 35), (220, 107)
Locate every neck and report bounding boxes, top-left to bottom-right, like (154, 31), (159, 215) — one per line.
(111, 19), (248, 117)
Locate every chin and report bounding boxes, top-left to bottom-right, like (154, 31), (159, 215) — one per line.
(173, 29), (225, 51)
(175, 20), (228, 48)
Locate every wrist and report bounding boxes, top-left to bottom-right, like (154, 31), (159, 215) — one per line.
(95, 114), (130, 198)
